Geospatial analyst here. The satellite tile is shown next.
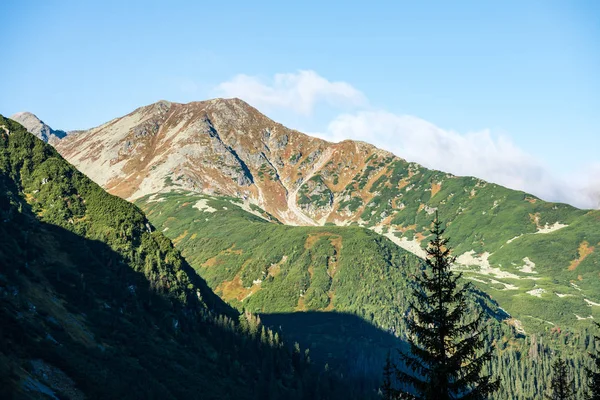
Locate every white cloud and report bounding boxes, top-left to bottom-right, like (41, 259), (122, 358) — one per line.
(571, 163), (600, 209)
(214, 70), (365, 115)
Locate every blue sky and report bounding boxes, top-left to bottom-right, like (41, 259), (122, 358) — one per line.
(1, 0), (599, 207)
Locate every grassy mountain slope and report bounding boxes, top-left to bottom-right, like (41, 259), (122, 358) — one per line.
(341, 156), (600, 331)
(136, 191), (423, 325)
(136, 190), (599, 399)
(136, 189), (599, 333)
(0, 115), (351, 399)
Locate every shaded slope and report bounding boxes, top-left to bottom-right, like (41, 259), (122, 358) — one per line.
(0, 116), (353, 400)
(260, 312), (407, 392)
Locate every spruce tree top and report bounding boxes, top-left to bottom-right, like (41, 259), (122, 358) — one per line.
(396, 213), (499, 400)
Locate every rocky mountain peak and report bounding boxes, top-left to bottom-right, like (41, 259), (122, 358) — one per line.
(53, 98), (381, 224)
(10, 111), (67, 143)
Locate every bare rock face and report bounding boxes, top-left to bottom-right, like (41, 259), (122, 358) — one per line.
(10, 112), (67, 144)
(53, 98), (394, 225)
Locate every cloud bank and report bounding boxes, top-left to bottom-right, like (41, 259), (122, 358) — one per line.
(321, 110), (600, 208)
(215, 70), (365, 115)
(215, 70), (599, 209)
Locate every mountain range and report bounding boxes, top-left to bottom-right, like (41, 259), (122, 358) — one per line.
(17, 99), (599, 331)
(7, 99), (600, 398)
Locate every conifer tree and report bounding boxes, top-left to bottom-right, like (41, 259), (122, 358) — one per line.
(587, 322), (600, 400)
(395, 214), (498, 399)
(547, 357), (574, 400)
(382, 351), (397, 400)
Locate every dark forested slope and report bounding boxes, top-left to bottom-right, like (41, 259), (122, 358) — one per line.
(0, 115), (350, 399)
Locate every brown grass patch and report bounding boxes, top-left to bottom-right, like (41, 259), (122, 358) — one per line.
(295, 296), (307, 311)
(106, 173), (147, 199)
(364, 167), (391, 192)
(216, 274), (261, 302)
(257, 176), (289, 214)
(329, 235), (342, 251)
(268, 264), (281, 277)
(568, 241), (594, 271)
(380, 214), (395, 225)
(202, 256), (219, 268)
(415, 232), (427, 242)
(529, 213), (541, 229)
(525, 196), (537, 204)
(267, 255), (286, 278)
(305, 232), (336, 249)
(172, 230), (188, 244)
(398, 178), (410, 189)
(202, 245), (243, 267)
(324, 292), (335, 311)
(394, 224), (417, 233)
(431, 182), (442, 198)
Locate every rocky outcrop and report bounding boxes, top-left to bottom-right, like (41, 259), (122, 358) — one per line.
(10, 112), (67, 143)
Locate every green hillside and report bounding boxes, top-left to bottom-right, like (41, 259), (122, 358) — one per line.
(335, 155), (600, 331)
(136, 190), (600, 399)
(0, 116), (353, 399)
(136, 192), (423, 324)
(136, 191), (424, 389)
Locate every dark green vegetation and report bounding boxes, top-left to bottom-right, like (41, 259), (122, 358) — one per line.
(0, 116), (354, 399)
(547, 358), (576, 399)
(588, 323), (600, 400)
(297, 175), (333, 210)
(137, 191), (600, 399)
(394, 218), (498, 399)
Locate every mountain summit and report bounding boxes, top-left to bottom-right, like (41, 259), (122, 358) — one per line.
(9, 111), (67, 143)
(54, 98), (389, 226)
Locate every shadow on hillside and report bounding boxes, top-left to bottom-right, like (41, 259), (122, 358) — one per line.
(260, 311), (408, 390)
(0, 175), (267, 398)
